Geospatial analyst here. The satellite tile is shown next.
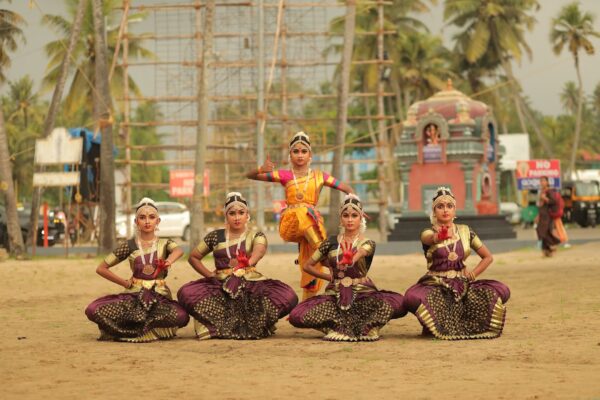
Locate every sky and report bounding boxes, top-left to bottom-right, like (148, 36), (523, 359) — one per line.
(3, 0), (600, 117)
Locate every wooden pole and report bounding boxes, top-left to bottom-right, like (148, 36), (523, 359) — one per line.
(327, 0), (356, 233)
(92, 0), (117, 252)
(255, 0), (265, 229)
(191, 0), (215, 246)
(376, 0), (388, 242)
(122, 0), (132, 237)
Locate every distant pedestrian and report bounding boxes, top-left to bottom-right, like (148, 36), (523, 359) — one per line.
(536, 177), (562, 257)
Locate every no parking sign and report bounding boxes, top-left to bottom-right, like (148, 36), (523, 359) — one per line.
(516, 159), (561, 190)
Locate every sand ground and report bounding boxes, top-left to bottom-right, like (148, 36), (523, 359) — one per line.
(1, 241), (599, 400)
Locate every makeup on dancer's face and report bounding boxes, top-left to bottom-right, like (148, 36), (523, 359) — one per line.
(341, 210), (361, 229)
(290, 144), (310, 165)
(136, 209), (159, 231)
(435, 201), (455, 221)
(226, 207), (248, 229)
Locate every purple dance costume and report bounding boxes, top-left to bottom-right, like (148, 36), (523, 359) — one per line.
(177, 229), (298, 339)
(85, 238), (190, 342)
(289, 236), (405, 341)
(403, 224), (510, 340)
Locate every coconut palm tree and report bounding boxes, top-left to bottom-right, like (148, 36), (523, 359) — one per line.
(5, 76), (41, 128)
(592, 82), (600, 115)
(41, 0), (152, 123)
(550, 1), (600, 176)
(560, 81), (579, 115)
(0, 0), (26, 257)
(0, 1), (25, 83)
(444, 0), (555, 157)
(396, 31), (456, 102)
(2, 76), (46, 200)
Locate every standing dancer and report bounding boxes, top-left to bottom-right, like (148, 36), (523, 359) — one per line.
(289, 194), (405, 341)
(403, 187), (510, 340)
(247, 131), (354, 301)
(85, 198), (189, 342)
(177, 192), (298, 340)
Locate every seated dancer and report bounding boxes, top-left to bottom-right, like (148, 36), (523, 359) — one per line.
(85, 198), (189, 342)
(403, 187), (510, 340)
(177, 192), (298, 340)
(246, 131), (354, 301)
(289, 194), (405, 341)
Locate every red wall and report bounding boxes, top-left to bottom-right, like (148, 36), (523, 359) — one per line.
(409, 162), (466, 211)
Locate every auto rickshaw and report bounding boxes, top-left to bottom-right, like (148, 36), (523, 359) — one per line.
(561, 180), (600, 227)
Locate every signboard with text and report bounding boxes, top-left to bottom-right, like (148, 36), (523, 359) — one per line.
(516, 159), (561, 190)
(169, 169), (209, 197)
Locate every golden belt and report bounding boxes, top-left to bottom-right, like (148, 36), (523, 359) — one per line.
(426, 269), (465, 279)
(132, 277), (166, 289)
(216, 266), (257, 278)
(284, 203), (316, 210)
(334, 276), (370, 288)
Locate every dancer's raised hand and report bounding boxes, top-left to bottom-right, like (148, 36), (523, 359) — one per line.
(339, 241), (354, 266)
(260, 154), (275, 174)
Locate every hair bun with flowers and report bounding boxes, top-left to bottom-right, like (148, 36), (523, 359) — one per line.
(224, 192), (248, 213)
(289, 131), (311, 151)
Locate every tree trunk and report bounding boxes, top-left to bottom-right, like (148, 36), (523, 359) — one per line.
(502, 59), (553, 157)
(191, 0), (215, 246)
(520, 96), (554, 158)
(28, 0), (87, 249)
(0, 109), (25, 257)
(375, 3), (388, 242)
(500, 59), (528, 134)
(326, 0), (356, 233)
(92, 0), (116, 253)
(569, 56), (584, 178)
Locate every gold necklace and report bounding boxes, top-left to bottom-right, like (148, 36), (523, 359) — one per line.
(440, 225), (459, 261)
(225, 228), (247, 268)
(292, 168), (311, 201)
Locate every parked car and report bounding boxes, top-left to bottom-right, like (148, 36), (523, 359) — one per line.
(0, 205), (65, 249)
(116, 201), (190, 241)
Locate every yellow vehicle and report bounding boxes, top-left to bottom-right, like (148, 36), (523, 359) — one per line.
(561, 181), (600, 227)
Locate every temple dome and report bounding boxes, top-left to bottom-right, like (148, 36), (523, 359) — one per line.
(404, 80), (491, 129)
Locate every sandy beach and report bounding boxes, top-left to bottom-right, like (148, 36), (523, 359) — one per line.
(2, 241), (599, 399)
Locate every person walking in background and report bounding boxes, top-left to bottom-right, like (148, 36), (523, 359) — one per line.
(536, 176), (563, 257)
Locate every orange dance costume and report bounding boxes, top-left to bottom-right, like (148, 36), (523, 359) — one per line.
(266, 168), (342, 295)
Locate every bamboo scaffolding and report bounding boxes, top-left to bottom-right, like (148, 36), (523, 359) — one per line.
(119, 178), (381, 189)
(119, 1), (392, 11)
(120, 0), (394, 224)
(126, 30), (395, 40)
(118, 142), (378, 151)
(123, 59), (392, 68)
(116, 159), (383, 166)
(119, 92), (395, 102)
(120, 115), (394, 127)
